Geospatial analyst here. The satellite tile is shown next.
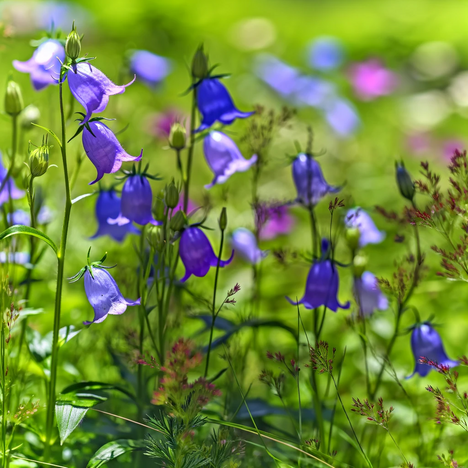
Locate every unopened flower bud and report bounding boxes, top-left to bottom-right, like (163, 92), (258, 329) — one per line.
(4, 79), (24, 116)
(170, 210), (187, 232)
(152, 190), (165, 222)
(395, 162), (415, 202)
(191, 45), (209, 79)
(21, 105), (40, 130)
(28, 137), (50, 178)
(146, 225), (161, 248)
(345, 227), (361, 251)
(353, 253), (368, 277)
(169, 122), (186, 150)
(219, 207), (227, 231)
(165, 182), (179, 209)
(66, 24), (81, 61)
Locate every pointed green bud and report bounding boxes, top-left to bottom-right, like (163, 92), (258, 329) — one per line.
(219, 207), (227, 231)
(21, 105), (40, 130)
(169, 122), (186, 150)
(28, 136), (50, 178)
(170, 210), (187, 232)
(152, 190), (166, 222)
(353, 253), (368, 277)
(345, 227), (361, 252)
(191, 45), (209, 79)
(165, 182), (179, 209)
(4, 79), (24, 116)
(66, 24), (81, 61)
(395, 161), (415, 202)
(146, 225), (162, 249)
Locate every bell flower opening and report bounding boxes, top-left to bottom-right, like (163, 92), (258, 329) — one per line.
(345, 207), (385, 247)
(353, 271), (388, 316)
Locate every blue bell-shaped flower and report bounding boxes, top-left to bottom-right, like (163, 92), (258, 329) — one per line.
(353, 271), (388, 316)
(345, 208), (385, 247)
(231, 228), (267, 264)
(129, 50), (171, 88)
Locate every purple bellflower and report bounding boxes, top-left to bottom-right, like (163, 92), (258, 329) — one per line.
(82, 121), (142, 184)
(292, 153), (340, 206)
(67, 62), (135, 125)
(91, 190), (140, 242)
(231, 228), (267, 264)
(179, 226), (234, 282)
(129, 50), (170, 88)
(353, 271), (388, 316)
(409, 323), (458, 378)
(0, 153), (24, 206)
(203, 131), (257, 189)
(345, 208), (385, 247)
(109, 174), (160, 226)
(287, 239), (350, 311)
(13, 39), (65, 91)
(195, 78), (254, 132)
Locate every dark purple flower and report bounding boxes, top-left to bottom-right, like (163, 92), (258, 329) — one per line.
(353, 271), (388, 316)
(109, 174), (160, 226)
(287, 240), (349, 311)
(0, 153), (24, 206)
(409, 324), (458, 378)
(13, 39), (65, 91)
(91, 190), (140, 242)
(203, 131), (257, 189)
(195, 78), (253, 132)
(129, 50), (170, 88)
(83, 267), (140, 325)
(231, 228), (267, 264)
(345, 208), (385, 247)
(82, 121), (142, 185)
(307, 37), (344, 71)
(292, 153), (340, 206)
(179, 226), (234, 282)
(67, 62), (135, 125)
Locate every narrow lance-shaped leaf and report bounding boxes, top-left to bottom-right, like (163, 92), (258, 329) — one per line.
(0, 225), (58, 255)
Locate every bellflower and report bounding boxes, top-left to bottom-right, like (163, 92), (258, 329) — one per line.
(231, 228), (267, 264)
(109, 174), (160, 226)
(323, 98), (360, 137)
(353, 271), (388, 316)
(13, 39), (65, 91)
(129, 50), (170, 88)
(204, 131), (257, 189)
(287, 240), (349, 311)
(0, 153), (24, 206)
(91, 190), (140, 242)
(345, 208), (385, 247)
(195, 78), (254, 132)
(67, 62), (135, 124)
(292, 153), (340, 206)
(409, 324), (458, 378)
(83, 267), (140, 325)
(82, 121), (142, 184)
(179, 226), (234, 282)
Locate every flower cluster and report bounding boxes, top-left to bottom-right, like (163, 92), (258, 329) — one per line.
(351, 397), (394, 430)
(309, 341), (336, 374)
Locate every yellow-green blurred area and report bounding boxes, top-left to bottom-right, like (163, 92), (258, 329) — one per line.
(1, 0), (468, 466)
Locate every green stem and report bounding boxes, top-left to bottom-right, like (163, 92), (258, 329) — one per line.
(0, 115), (18, 225)
(2, 320), (6, 468)
(183, 87), (197, 212)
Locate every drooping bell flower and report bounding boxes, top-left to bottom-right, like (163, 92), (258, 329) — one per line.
(409, 323), (458, 378)
(203, 131), (257, 189)
(345, 208), (385, 247)
(353, 271), (388, 316)
(67, 62), (135, 125)
(109, 174), (160, 226)
(82, 121), (142, 185)
(179, 226), (234, 282)
(83, 267), (140, 325)
(292, 153), (340, 206)
(129, 50), (170, 88)
(13, 39), (65, 91)
(0, 153), (24, 206)
(231, 228), (267, 264)
(91, 190), (140, 242)
(195, 78), (254, 132)
(287, 239), (349, 311)
(257, 204), (295, 241)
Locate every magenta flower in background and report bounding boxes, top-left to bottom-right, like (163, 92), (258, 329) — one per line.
(443, 139), (464, 160)
(349, 59), (398, 101)
(83, 267), (140, 325)
(406, 132), (432, 155)
(0, 153), (24, 206)
(129, 50), (171, 88)
(82, 121), (142, 184)
(231, 228), (267, 264)
(257, 204), (294, 241)
(179, 226), (234, 282)
(13, 39), (65, 91)
(203, 131), (257, 189)
(68, 62), (135, 124)
(345, 207), (385, 247)
(353, 271), (388, 316)
(147, 108), (185, 139)
(172, 194), (197, 215)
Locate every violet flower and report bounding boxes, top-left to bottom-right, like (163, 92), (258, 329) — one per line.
(13, 39), (65, 91)
(109, 174), (160, 226)
(0, 153), (24, 206)
(307, 37), (344, 71)
(91, 190), (140, 242)
(323, 98), (360, 137)
(345, 208), (385, 247)
(287, 239), (350, 311)
(67, 62), (135, 124)
(231, 228), (267, 264)
(409, 323), (458, 378)
(82, 121), (142, 184)
(292, 153), (340, 206)
(83, 267), (140, 325)
(129, 50), (170, 88)
(353, 271), (388, 316)
(172, 194), (197, 215)
(195, 78), (254, 132)
(258, 205), (294, 241)
(0, 252), (30, 265)
(203, 131), (257, 189)
(179, 226), (234, 282)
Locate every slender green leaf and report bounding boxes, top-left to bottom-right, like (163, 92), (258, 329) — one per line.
(0, 225), (57, 255)
(31, 123), (62, 147)
(86, 439), (146, 468)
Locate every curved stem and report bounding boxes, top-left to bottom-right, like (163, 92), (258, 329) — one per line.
(183, 87), (197, 212)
